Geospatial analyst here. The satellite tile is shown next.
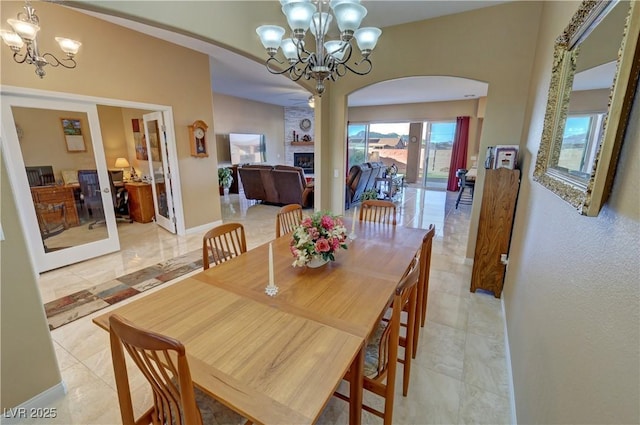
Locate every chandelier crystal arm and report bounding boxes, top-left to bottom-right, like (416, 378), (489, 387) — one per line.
(42, 53), (78, 69)
(264, 56), (306, 82)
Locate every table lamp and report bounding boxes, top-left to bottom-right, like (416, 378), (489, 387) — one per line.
(114, 157), (136, 180)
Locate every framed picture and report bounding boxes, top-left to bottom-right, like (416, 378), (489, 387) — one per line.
(493, 145), (519, 169)
(61, 118), (86, 152)
(132, 118), (148, 160)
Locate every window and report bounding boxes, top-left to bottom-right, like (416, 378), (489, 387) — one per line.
(347, 122), (409, 174)
(557, 113), (604, 179)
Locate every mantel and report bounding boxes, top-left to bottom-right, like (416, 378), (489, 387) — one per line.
(291, 141), (314, 146)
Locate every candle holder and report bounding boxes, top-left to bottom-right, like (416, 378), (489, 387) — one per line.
(265, 284), (279, 297)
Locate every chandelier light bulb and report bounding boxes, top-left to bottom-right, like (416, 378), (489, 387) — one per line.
(311, 12), (333, 38)
(55, 37), (81, 56)
(324, 40), (347, 61)
(7, 18), (39, 41)
(281, 38), (299, 61)
(0, 30), (24, 50)
(329, 0), (361, 8)
(282, 2), (316, 34)
(256, 25), (285, 56)
(332, 3), (367, 33)
(354, 27), (381, 54)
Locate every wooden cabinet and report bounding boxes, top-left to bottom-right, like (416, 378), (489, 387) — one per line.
(471, 168), (520, 298)
(31, 185), (80, 226)
(125, 182), (154, 223)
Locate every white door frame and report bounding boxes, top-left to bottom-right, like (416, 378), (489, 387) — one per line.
(2, 94), (121, 272)
(143, 111), (176, 233)
(0, 85), (186, 264)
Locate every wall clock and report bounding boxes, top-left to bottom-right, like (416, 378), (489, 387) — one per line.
(299, 118), (311, 131)
(188, 120), (209, 157)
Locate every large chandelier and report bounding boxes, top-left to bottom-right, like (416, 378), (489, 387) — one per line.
(0, 0), (81, 78)
(256, 0), (381, 96)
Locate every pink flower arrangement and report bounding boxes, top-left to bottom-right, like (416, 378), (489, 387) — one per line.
(290, 211), (348, 267)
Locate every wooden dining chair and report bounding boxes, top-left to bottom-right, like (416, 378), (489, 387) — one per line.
(334, 257), (419, 424)
(405, 224), (436, 359)
(417, 225), (436, 328)
(109, 314), (250, 425)
(275, 203), (302, 238)
(359, 199), (397, 225)
(202, 222), (247, 270)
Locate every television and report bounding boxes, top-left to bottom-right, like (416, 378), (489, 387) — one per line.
(229, 133), (266, 165)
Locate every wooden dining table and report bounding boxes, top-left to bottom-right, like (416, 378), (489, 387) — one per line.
(94, 218), (426, 425)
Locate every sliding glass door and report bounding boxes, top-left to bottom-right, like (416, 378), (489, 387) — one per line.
(347, 122), (410, 171)
(419, 120), (456, 190)
(1, 94), (120, 272)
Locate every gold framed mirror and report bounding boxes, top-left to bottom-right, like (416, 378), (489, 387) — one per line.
(533, 0), (640, 216)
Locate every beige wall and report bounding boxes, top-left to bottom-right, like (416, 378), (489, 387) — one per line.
(1, 160), (61, 410)
(505, 1), (640, 423)
(212, 94), (285, 165)
(96, 105), (130, 171)
(12, 108), (97, 181)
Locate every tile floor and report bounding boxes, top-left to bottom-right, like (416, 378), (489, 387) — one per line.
(23, 187), (511, 424)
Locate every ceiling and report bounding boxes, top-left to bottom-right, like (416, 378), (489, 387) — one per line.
(80, 1), (507, 107)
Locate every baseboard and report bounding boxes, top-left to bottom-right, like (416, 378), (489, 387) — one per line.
(1, 381), (67, 424)
(186, 220), (223, 236)
(501, 298), (517, 424)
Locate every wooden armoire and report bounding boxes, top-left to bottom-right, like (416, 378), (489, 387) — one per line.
(470, 168), (520, 298)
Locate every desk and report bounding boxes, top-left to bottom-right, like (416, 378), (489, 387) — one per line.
(125, 182), (154, 223)
(94, 220), (426, 425)
(30, 185), (80, 226)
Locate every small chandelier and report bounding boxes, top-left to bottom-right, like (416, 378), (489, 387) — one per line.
(256, 0), (381, 96)
(1, 0), (81, 78)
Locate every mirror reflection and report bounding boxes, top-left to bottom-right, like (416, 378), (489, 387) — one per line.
(14, 106), (109, 252)
(550, 0), (627, 184)
(534, 0), (640, 216)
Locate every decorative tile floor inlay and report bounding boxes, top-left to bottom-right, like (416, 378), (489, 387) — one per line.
(45, 249), (203, 330)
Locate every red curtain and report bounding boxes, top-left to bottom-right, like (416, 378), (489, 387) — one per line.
(447, 116), (470, 191)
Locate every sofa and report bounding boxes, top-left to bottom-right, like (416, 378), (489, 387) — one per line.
(345, 161), (385, 209)
(238, 164), (313, 207)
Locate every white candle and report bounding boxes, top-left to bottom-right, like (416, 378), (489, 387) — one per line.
(351, 207), (357, 233)
(268, 242), (275, 286)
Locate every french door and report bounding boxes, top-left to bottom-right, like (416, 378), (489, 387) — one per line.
(143, 112), (176, 233)
(1, 94), (120, 272)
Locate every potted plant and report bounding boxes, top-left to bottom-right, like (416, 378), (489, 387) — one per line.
(218, 167), (233, 195)
(359, 188), (379, 202)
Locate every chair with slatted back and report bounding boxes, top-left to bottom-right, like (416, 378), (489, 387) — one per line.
(334, 256), (419, 423)
(202, 222), (247, 270)
(109, 314), (250, 425)
(275, 204), (303, 238)
(359, 199), (397, 225)
(415, 224), (435, 341)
